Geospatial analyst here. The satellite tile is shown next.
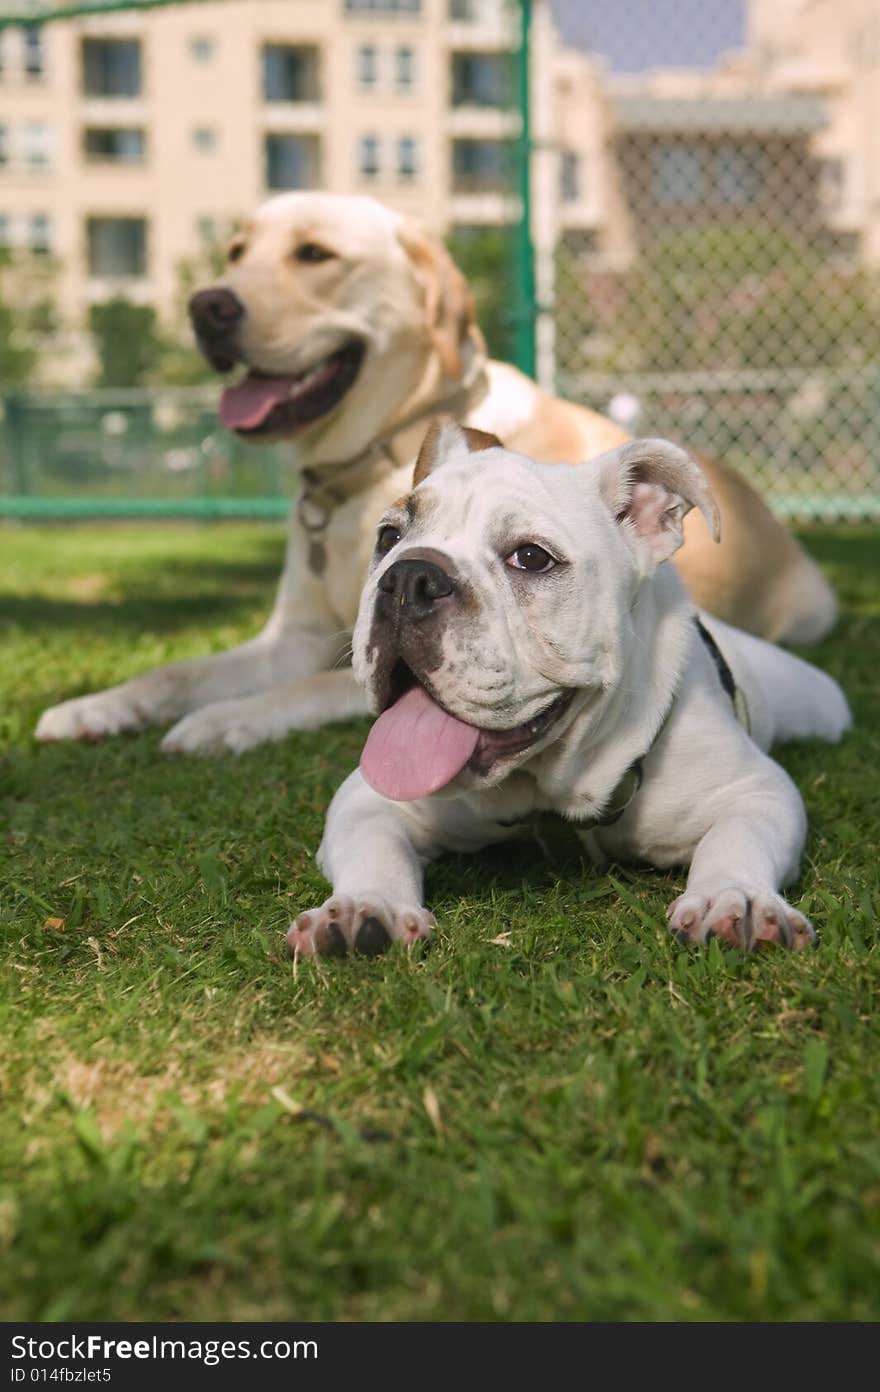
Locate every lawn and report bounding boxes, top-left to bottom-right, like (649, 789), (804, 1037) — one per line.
(1, 521), (878, 1322)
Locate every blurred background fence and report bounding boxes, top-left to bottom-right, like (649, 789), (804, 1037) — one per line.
(0, 0), (878, 521)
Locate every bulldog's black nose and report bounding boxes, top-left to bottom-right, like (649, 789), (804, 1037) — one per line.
(188, 288), (244, 369)
(377, 558), (455, 620)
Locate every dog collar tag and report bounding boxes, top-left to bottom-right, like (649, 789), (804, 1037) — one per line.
(298, 483), (339, 576)
(308, 537), (327, 575)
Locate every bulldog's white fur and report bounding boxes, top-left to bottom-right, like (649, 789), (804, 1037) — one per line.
(36, 192), (837, 754)
(289, 425), (850, 958)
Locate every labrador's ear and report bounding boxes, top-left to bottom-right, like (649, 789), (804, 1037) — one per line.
(593, 438), (720, 567)
(397, 221), (478, 380)
(413, 416), (503, 486)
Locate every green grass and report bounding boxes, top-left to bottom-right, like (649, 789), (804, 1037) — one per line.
(1, 522), (878, 1322)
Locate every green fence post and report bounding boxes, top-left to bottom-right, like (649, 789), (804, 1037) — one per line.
(512, 0), (537, 381)
(4, 393), (29, 497)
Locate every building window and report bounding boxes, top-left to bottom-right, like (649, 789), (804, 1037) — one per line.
(357, 44), (377, 90)
(560, 150), (579, 202)
(358, 134), (380, 180)
(0, 127), (8, 168)
(28, 213), (50, 254)
(82, 39), (142, 98)
(819, 156), (846, 212)
(87, 216), (147, 278)
(652, 143), (704, 206)
(395, 45), (415, 91)
(452, 138), (509, 192)
(23, 25), (44, 79)
(397, 135), (418, 181)
(264, 133), (320, 190)
(345, 1), (421, 13)
(451, 52), (509, 107)
(449, 0), (479, 17)
(83, 126), (145, 164)
(21, 123), (51, 171)
(262, 44), (320, 102)
(192, 127), (217, 154)
(189, 36), (215, 63)
(715, 142), (761, 206)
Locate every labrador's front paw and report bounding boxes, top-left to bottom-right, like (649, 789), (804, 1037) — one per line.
(160, 699), (271, 755)
(287, 895), (435, 959)
(36, 689), (149, 743)
(667, 885), (814, 951)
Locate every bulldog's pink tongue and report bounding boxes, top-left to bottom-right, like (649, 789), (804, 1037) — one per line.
(360, 685), (480, 801)
(219, 372), (293, 430)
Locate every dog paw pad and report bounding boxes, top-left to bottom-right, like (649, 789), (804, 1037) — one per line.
(354, 917), (391, 957)
(314, 921), (348, 956)
(667, 886), (813, 954)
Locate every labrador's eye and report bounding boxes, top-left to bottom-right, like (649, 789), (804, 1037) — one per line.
(294, 242), (335, 264)
(376, 525), (402, 556)
(505, 543), (557, 573)
(227, 241), (246, 264)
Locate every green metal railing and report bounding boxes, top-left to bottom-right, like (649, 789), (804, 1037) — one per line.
(0, 0), (208, 29)
(0, 387), (293, 519)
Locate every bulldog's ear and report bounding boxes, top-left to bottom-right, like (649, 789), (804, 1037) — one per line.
(413, 416), (502, 486)
(595, 438), (720, 566)
(397, 221), (478, 380)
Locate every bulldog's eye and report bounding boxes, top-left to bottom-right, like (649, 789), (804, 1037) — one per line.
(505, 543), (557, 573)
(376, 524), (402, 556)
(294, 241), (335, 264)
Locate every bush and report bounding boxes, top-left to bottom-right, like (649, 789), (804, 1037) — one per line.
(89, 297), (163, 388)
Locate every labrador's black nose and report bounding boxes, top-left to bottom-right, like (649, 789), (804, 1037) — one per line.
(377, 558), (456, 621)
(188, 287), (245, 370)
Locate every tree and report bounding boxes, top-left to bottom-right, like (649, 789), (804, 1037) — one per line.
(151, 231), (236, 386)
(0, 297), (36, 387)
(89, 297), (163, 387)
(591, 224), (880, 373)
(445, 227), (519, 365)
(0, 250), (49, 387)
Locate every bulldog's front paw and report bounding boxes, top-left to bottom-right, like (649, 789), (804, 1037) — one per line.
(667, 886), (815, 952)
(287, 895), (435, 959)
(36, 689), (148, 743)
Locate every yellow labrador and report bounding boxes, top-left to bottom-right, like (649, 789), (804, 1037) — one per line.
(36, 192), (837, 754)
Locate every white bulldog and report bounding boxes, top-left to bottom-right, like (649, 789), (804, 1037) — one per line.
(288, 422), (850, 959)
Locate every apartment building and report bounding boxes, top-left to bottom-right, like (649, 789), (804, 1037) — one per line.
(593, 0), (880, 269)
(0, 0), (553, 359)
(0, 0), (869, 390)
(748, 0), (880, 265)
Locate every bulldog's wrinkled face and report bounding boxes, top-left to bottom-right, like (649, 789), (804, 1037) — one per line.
(187, 192), (476, 457)
(352, 423), (719, 801)
(352, 433), (629, 799)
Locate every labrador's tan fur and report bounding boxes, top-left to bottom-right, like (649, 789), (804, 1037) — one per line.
(35, 193), (837, 754)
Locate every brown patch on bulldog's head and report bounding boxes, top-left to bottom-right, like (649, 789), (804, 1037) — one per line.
(413, 417), (503, 487)
(461, 425), (503, 453)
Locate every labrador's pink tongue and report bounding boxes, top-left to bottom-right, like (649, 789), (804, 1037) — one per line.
(219, 372), (293, 430)
(360, 685), (480, 801)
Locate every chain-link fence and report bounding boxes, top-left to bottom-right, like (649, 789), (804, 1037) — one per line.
(0, 388), (290, 516)
(0, 0), (878, 520)
(546, 0), (880, 520)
